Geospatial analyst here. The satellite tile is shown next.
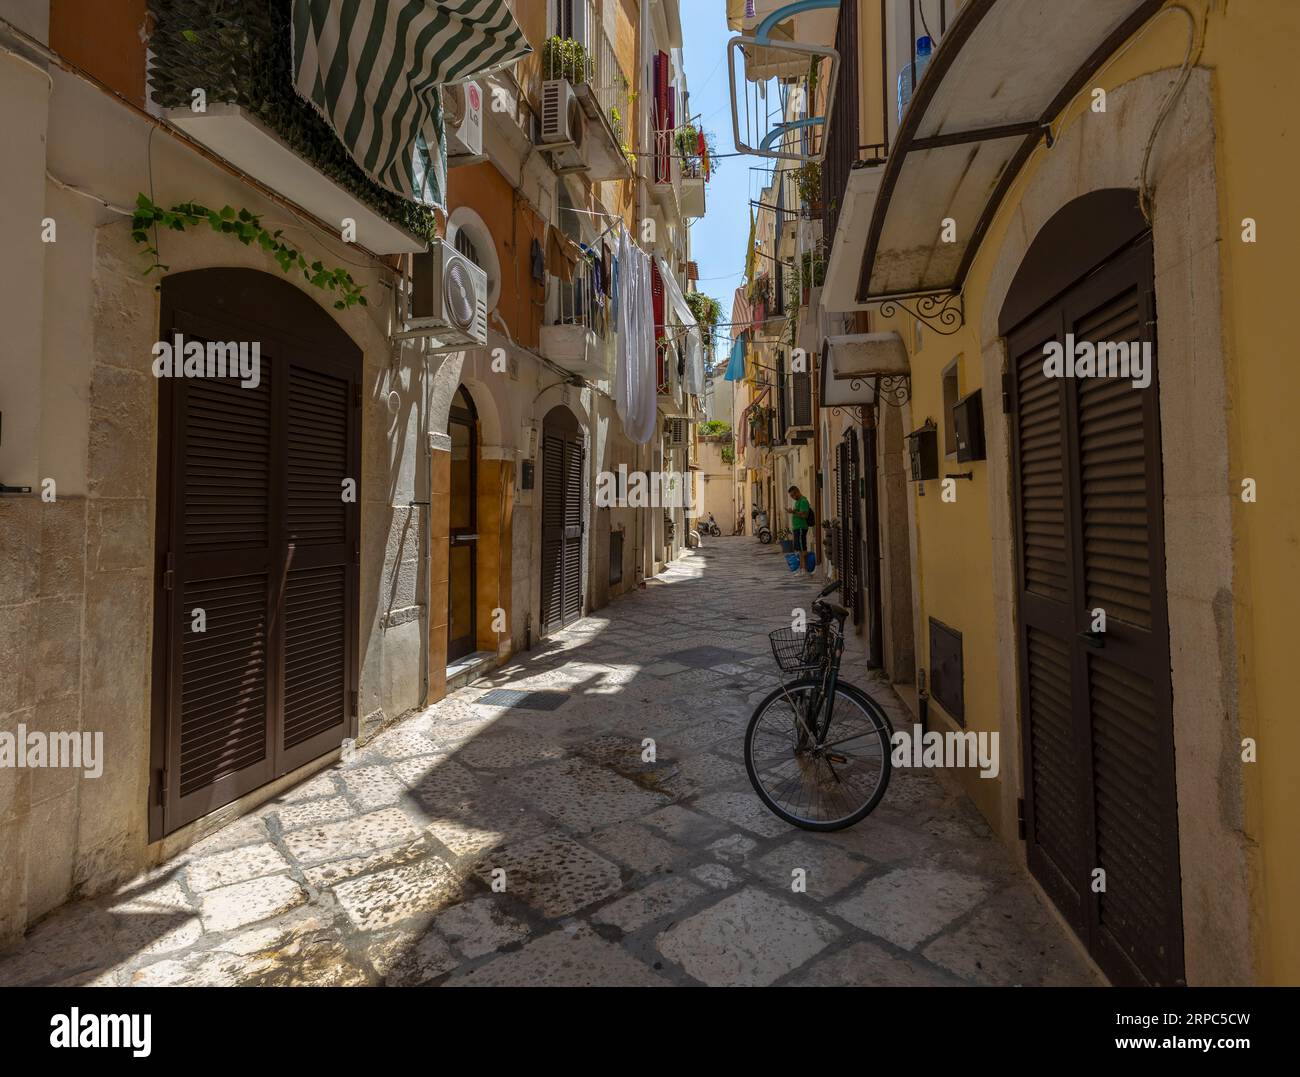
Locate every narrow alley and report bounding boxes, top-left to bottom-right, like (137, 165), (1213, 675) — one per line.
(0, 539), (1097, 988)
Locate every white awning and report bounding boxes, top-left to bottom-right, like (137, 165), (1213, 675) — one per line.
(836, 0), (1163, 306)
(821, 162), (885, 313)
(819, 333), (909, 407)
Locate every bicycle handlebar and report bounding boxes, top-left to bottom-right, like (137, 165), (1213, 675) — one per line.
(818, 600), (850, 622)
(818, 579), (842, 599)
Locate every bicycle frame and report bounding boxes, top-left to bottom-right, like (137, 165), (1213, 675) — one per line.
(778, 614), (846, 747)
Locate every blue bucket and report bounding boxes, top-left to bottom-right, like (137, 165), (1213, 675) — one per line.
(785, 553), (801, 572)
(805, 551), (817, 573)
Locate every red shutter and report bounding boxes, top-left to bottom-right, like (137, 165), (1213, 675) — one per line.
(654, 51), (670, 183)
(651, 260), (666, 391)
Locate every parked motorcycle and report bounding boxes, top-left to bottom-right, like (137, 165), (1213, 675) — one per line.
(752, 508), (773, 545)
(698, 512), (721, 537)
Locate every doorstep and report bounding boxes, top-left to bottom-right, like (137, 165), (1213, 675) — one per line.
(446, 651), (497, 692)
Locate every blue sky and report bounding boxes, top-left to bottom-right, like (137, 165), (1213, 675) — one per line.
(681, 2), (777, 348)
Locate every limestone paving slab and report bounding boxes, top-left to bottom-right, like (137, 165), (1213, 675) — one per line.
(331, 857), (463, 933)
(445, 924), (670, 987)
(280, 808), (423, 867)
(199, 875), (307, 934)
(656, 887), (840, 986)
(186, 842), (293, 893)
(473, 833), (623, 919)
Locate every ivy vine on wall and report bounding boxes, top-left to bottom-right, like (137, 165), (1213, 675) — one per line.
(131, 194), (368, 309)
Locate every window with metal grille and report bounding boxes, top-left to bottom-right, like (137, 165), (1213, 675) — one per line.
(455, 228), (481, 267)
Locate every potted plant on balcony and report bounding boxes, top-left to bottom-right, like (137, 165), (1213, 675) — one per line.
(796, 160), (823, 219)
(542, 36), (591, 85)
(799, 244), (827, 305)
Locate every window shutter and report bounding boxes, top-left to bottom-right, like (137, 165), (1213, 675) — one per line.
(792, 369), (812, 426)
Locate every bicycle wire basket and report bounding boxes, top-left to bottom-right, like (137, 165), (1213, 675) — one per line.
(768, 624), (829, 674)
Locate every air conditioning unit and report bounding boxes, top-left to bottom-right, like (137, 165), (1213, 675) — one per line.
(666, 418), (689, 448)
(399, 238), (488, 348)
(539, 78), (589, 172)
(541, 79), (582, 145)
(444, 80), (484, 163)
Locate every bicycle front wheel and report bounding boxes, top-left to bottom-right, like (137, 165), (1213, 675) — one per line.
(744, 678), (893, 831)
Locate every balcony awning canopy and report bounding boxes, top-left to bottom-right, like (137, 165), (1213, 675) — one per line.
(291, 0), (530, 211)
(844, 0), (1163, 307)
(819, 333), (910, 407)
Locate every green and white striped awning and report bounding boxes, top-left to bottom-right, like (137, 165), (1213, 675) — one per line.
(292, 0), (531, 210)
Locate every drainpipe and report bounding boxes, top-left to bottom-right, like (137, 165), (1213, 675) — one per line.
(412, 338), (433, 709)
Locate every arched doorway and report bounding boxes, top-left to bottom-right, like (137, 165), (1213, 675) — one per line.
(447, 386), (478, 662)
(1000, 189), (1183, 986)
(540, 405), (584, 633)
(150, 269), (361, 837)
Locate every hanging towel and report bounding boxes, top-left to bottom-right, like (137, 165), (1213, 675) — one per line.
(547, 227), (582, 282)
(725, 336), (748, 382)
(290, 0), (530, 209)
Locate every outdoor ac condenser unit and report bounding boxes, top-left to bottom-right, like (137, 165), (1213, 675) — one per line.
(541, 78), (584, 147)
(444, 80), (485, 163)
(399, 238), (488, 349)
(666, 418), (689, 449)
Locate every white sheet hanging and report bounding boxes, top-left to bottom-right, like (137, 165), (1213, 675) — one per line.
(653, 256), (705, 397)
(615, 227), (658, 445)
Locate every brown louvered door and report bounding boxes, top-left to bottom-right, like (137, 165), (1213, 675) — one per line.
(164, 317), (277, 827)
(279, 356), (358, 774)
(562, 435), (584, 624)
(836, 431), (864, 627)
(156, 273), (359, 835)
(1009, 233), (1183, 986)
(540, 409), (585, 634)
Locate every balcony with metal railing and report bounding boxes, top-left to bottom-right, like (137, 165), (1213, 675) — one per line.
(539, 261), (611, 376)
(537, 7), (633, 181)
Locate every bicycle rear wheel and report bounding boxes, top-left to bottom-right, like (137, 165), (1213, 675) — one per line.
(744, 678), (893, 831)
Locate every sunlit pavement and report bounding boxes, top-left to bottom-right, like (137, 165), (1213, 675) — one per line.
(0, 538), (1102, 986)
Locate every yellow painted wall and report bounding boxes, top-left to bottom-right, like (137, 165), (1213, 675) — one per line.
(898, 325), (1001, 826)
(892, 0), (1300, 982)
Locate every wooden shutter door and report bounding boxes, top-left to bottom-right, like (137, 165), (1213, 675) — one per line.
(279, 358), (357, 773)
(1009, 304), (1086, 936)
(562, 437), (584, 624)
(165, 331), (276, 827)
(1009, 233), (1183, 986)
(154, 270), (360, 837)
(1066, 237), (1182, 986)
(540, 431), (566, 633)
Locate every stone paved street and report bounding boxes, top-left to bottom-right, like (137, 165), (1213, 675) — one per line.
(0, 539), (1102, 987)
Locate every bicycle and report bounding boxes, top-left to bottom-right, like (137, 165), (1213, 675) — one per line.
(744, 580), (893, 830)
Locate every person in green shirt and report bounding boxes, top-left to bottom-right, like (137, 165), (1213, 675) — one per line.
(788, 485), (811, 552)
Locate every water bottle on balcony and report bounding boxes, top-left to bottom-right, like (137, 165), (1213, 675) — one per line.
(897, 35), (933, 124)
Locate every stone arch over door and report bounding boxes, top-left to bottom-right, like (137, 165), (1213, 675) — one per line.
(976, 68), (1251, 984)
